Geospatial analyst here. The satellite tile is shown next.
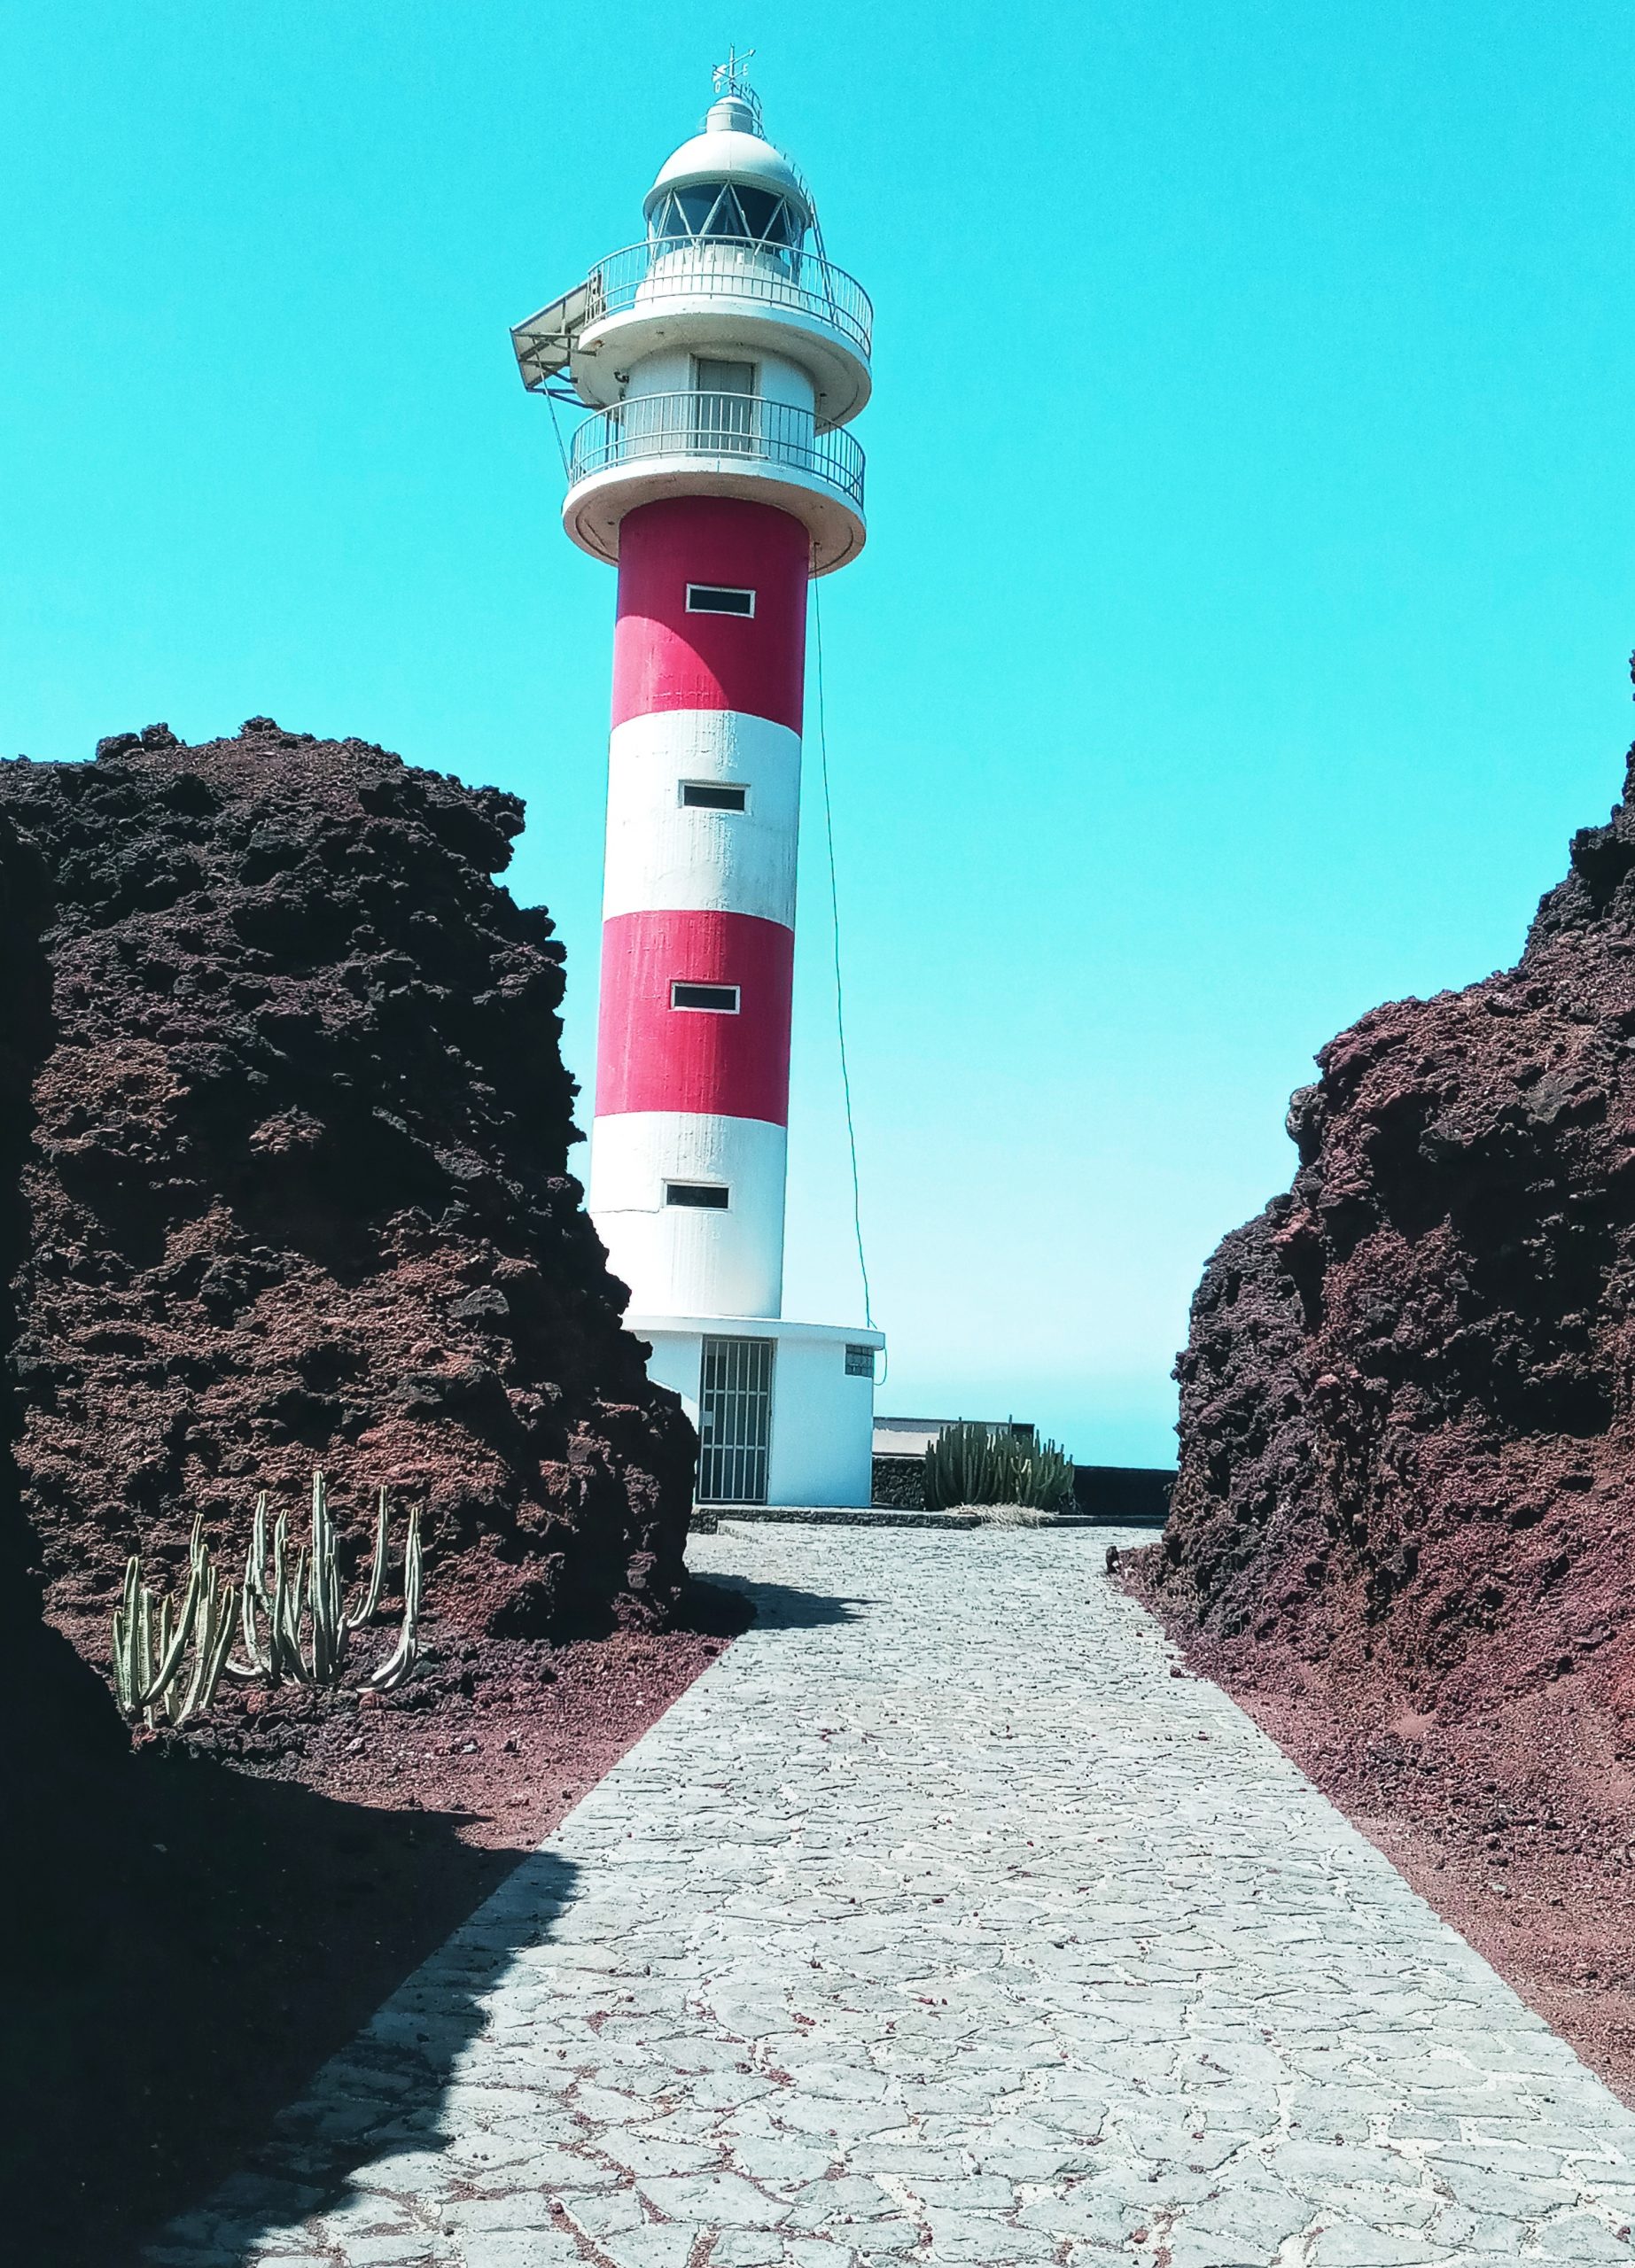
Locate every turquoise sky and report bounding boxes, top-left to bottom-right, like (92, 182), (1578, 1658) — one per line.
(4, 3), (1634, 1465)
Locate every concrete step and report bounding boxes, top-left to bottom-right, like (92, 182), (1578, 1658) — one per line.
(694, 1504), (1106, 1533)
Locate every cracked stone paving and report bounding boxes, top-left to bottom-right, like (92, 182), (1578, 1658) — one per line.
(143, 1523), (1635, 2267)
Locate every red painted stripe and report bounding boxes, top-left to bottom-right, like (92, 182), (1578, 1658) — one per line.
(612, 496), (809, 734)
(596, 908), (794, 1126)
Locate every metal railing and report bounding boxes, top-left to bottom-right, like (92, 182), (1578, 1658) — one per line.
(582, 237), (873, 361)
(568, 392), (866, 513)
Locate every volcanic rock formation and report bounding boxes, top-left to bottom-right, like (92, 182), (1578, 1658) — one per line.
(0, 719), (695, 1652)
(1144, 690), (1635, 1736)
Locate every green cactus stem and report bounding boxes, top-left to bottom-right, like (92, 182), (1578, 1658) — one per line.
(344, 1487), (390, 1635)
(367, 1503), (423, 1692)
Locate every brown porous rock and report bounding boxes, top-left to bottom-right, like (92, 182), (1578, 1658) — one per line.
(1142, 686), (1635, 1697)
(0, 719), (696, 1657)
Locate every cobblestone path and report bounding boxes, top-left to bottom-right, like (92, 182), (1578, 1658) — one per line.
(148, 1524), (1635, 2268)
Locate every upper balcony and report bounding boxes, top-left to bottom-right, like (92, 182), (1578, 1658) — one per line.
(562, 390), (866, 576)
(513, 237), (874, 431)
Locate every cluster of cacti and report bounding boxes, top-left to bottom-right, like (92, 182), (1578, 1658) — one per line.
(237, 1474), (423, 1692)
(112, 1514), (238, 1727)
(923, 1422), (1076, 1513)
(110, 1473), (424, 1721)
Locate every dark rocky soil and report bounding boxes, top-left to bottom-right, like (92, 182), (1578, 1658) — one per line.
(1132, 664), (1635, 2101)
(0, 718), (697, 1668)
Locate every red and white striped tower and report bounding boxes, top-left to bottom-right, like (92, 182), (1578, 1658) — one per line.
(590, 488), (809, 1317)
(514, 58), (883, 1505)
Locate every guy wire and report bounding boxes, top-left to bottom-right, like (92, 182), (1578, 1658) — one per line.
(811, 579), (878, 1351)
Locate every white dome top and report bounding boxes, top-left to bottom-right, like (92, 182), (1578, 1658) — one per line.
(642, 96), (812, 229)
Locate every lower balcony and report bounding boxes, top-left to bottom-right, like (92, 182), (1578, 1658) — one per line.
(562, 391), (867, 575)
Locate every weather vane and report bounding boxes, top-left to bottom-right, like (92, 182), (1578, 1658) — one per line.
(712, 44), (758, 104)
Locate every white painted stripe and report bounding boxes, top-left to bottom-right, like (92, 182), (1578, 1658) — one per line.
(602, 709), (800, 926)
(589, 1110), (787, 1320)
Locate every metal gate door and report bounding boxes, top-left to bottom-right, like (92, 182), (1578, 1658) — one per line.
(692, 357), (756, 455)
(697, 1336), (774, 1504)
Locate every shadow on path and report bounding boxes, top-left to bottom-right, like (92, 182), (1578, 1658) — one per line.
(704, 1572), (869, 1628)
(6, 1568), (858, 2264)
(0, 1743), (549, 2268)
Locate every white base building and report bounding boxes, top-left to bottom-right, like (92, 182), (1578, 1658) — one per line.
(635, 1315), (884, 1510)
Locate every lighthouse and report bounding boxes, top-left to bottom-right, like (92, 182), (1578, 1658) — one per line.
(512, 57), (884, 1508)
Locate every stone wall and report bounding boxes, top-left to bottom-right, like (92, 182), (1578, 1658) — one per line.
(871, 1452), (925, 1509)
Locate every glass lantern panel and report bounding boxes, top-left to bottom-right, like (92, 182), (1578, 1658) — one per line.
(673, 183), (722, 236)
(736, 188), (794, 245)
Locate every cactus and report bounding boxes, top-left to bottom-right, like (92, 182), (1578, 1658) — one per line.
(346, 1484), (390, 1634)
(111, 1515), (239, 1726)
(923, 1422), (1075, 1513)
(234, 1474), (417, 1690)
(366, 1503), (423, 1691)
(1018, 1436), (1075, 1513)
(113, 1473), (424, 1721)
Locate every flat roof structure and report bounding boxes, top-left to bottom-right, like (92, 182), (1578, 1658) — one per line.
(872, 1415), (1035, 1459)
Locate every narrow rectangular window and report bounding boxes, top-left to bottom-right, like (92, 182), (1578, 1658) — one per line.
(686, 584), (756, 617)
(680, 780), (747, 811)
(671, 981), (741, 1013)
(666, 1182), (729, 1209)
(845, 1344), (876, 1379)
